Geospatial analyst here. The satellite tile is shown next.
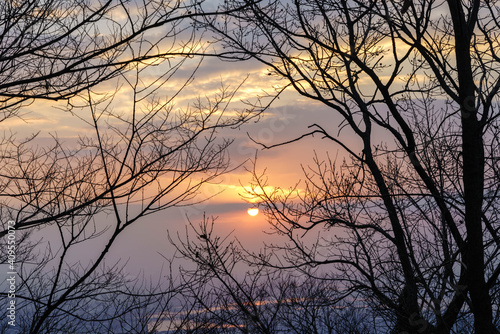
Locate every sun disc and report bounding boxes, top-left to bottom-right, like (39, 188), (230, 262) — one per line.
(247, 208), (259, 216)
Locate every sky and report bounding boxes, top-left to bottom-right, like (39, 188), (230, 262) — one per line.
(2, 45), (358, 281)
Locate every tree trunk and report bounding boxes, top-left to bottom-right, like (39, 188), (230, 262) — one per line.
(447, 0), (494, 331)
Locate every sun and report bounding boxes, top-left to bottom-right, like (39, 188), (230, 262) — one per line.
(247, 207), (259, 216)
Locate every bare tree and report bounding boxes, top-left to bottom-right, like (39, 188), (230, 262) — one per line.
(171, 216), (377, 334)
(0, 62), (258, 332)
(0, 1), (264, 329)
(187, 0), (500, 333)
(0, 0), (254, 122)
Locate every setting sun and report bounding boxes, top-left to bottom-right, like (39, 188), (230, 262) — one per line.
(247, 207), (259, 216)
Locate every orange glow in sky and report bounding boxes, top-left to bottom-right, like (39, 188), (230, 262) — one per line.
(247, 207), (259, 216)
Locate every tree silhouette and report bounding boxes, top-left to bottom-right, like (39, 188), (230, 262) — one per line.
(0, 0), (251, 121)
(0, 63), (257, 332)
(0, 1), (260, 332)
(186, 0), (500, 332)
